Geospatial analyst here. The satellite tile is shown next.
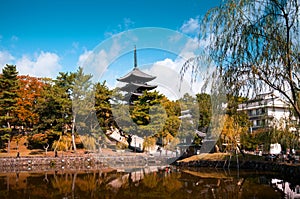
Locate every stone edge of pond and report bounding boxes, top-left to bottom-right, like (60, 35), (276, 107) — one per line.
(173, 159), (300, 178)
(0, 155), (174, 173)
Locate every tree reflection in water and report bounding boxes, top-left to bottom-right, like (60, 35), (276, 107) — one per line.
(0, 167), (289, 198)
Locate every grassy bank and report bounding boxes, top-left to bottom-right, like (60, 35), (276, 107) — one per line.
(178, 152), (266, 163)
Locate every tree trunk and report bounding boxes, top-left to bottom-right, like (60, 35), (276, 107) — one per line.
(7, 120), (11, 153)
(44, 143), (49, 156)
(71, 116), (77, 152)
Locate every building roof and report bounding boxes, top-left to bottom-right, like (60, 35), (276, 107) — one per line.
(117, 67), (156, 83)
(237, 91), (290, 111)
(119, 82), (157, 92)
(123, 92), (143, 102)
(117, 46), (156, 83)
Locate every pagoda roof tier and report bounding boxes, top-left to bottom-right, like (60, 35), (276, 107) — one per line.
(131, 92), (143, 96)
(123, 92), (143, 102)
(124, 92), (143, 98)
(120, 82), (157, 92)
(117, 68), (156, 83)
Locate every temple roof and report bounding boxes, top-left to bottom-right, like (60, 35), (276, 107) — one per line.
(123, 92), (143, 102)
(119, 82), (157, 92)
(117, 67), (156, 83)
(117, 46), (156, 83)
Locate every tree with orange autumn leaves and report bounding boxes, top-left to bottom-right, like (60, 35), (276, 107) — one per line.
(15, 75), (46, 128)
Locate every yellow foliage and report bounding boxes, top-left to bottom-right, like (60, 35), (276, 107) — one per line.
(143, 136), (156, 151)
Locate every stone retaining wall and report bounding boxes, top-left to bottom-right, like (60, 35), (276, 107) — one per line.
(175, 159), (300, 179)
(0, 155), (171, 173)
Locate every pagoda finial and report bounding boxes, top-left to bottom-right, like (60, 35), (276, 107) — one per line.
(134, 45), (137, 68)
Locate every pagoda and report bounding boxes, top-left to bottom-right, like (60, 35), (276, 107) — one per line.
(117, 46), (157, 104)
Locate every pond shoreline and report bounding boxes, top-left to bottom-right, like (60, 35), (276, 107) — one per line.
(174, 158), (300, 180)
(2, 153), (300, 181)
(0, 154), (175, 173)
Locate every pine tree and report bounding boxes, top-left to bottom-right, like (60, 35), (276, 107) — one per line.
(0, 64), (19, 152)
(71, 67), (94, 152)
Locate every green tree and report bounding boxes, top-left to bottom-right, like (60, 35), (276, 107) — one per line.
(95, 81), (113, 132)
(161, 97), (181, 137)
(113, 90), (167, 138)
(72, 67), (94, 152)
(0, 65), (19, 152)
(94, 81), (113, 147)
(196, 93), (212, 129)
(54, 72), (75, 133)
(35, 70), (84, 152)
(35, 79), (67, 131)
(177, 93), (199, 143)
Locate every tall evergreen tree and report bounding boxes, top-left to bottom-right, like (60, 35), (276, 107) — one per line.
(72, 67), (94, 152)
(35, 78), (67, 132)
(94, 81), (113, 133)
(0, 64), (19, 152)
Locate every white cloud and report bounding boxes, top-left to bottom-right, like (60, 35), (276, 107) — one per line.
(145, 55), (216, 101)
(179, 37), (199, 59)
(0, 50), (62, 78)
(180, 17), (200, 34)
(168, 34), (183, 43)
(77, 49), (93, 67)
(144, 32), (216, 99)
(78, 36), (123, 82)
(16, 51), (62, 78)
(0, 51), (15, 70)
(142, 57), (199, 100)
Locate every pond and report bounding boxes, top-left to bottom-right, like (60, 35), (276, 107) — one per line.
(0, 166), (299, 199)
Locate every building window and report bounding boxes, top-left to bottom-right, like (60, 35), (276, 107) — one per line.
(256, 120), (261, 126)
(248, 110), (252, 116)
(261, 119), (265, 126)
(256, 109), (260, 115)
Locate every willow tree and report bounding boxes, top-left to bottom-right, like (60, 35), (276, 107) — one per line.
(184, 0), (300, 119)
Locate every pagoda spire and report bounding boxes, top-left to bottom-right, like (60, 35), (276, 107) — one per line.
(117, 45), (157, 104)
(134, 45), (137, 68)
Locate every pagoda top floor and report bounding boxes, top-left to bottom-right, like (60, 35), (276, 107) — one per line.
(117, 46), (156, 83)
(117, 67), (156, 83)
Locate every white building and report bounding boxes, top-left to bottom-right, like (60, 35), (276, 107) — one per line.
(237, 91), (294, 132)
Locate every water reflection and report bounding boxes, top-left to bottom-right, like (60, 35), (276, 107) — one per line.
(272, 179), (300, 199)
(0, 167), (294, 198)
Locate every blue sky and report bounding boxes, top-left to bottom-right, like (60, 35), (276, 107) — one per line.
(0, 0), (221, 79)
